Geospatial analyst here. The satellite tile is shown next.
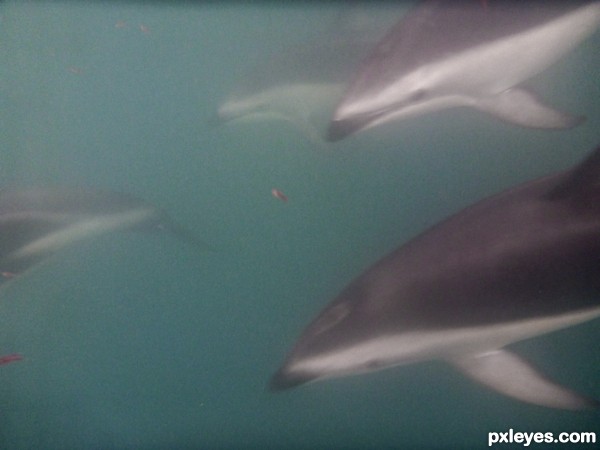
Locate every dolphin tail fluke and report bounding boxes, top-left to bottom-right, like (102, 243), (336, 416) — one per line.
(450, 350), (598, 410)
(474, 88), (585, 129)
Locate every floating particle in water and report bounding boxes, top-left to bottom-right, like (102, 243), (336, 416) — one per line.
(68, 66), (83, 75)
(272, 188), (288, 202)
(140, 24), (150, 34)
(115, 20), (126, 29)
(1, 271), (16, 279)
(0, 354), (22, 365)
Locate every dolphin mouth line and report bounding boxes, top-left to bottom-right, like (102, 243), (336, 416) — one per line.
(327, 106), (395, 142)
(327, 92), (425, 141)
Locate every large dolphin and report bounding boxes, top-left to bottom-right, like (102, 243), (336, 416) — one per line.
(216, 6), (404, 143)
(327, 1), (600, 141)
(271, 146), (600, 410)
(0, 187), (206, 276)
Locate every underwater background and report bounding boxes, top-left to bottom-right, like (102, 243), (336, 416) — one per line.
(0, 1), (599, 448)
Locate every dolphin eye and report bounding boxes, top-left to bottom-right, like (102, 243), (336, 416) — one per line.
(409, 89), (426, 102)
(312, 303), (350, 336)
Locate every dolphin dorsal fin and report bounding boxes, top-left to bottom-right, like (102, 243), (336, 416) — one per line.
(545, 146), (600, 201)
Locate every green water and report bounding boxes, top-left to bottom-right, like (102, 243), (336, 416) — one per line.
(0, 1), (598, 448)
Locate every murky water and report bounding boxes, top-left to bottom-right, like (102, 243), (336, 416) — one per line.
(0, 2), (598, 448)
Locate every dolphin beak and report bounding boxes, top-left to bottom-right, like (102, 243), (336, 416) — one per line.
(326, 119), (357, 142)
(327, 108), (388, 141)
(207, 110), (229, 126)
(269, 367), (316, 392)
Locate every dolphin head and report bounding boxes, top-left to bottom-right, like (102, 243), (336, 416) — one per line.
(270, 275), (410, 390)
(327, 68), (450, 141)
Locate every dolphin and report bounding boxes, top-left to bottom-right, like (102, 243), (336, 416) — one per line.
(216, 6), (405, 143)
(0, 187), (206, 276)
(327, 1), (600, 141)
(271, 146), (600, 410)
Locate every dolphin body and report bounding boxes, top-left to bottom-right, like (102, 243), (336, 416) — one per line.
(0, 187), (205, 275)
(271, 146), (600, 410)
(327, 1), (600, 141)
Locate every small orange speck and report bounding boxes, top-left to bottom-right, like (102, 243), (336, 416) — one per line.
(0, 353), (22, 365)
(272, 188), (288, 202)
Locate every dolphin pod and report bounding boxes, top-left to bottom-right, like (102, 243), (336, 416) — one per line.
(327, 0), (600, 140)
(271, 146), (600, 410)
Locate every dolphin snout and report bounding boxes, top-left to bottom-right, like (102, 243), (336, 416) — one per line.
(327, 108), (388, 141)
(326, 120), (353, 142)
(208, 109), (230, 126)
(269, 367), (316, 392)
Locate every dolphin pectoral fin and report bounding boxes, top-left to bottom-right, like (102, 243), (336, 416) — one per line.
(450, 350), (598, 410)
(474, 88), (584, 129)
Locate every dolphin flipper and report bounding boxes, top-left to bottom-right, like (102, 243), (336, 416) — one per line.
(451, 350), (599, 410)
(474, 88), (585, 129)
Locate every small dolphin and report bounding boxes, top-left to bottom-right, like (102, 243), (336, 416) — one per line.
(271, 146), (600, 410)
(0, 187), (206, 275)
(327, 1), (600, 141)
(216, 6), (405, 143)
